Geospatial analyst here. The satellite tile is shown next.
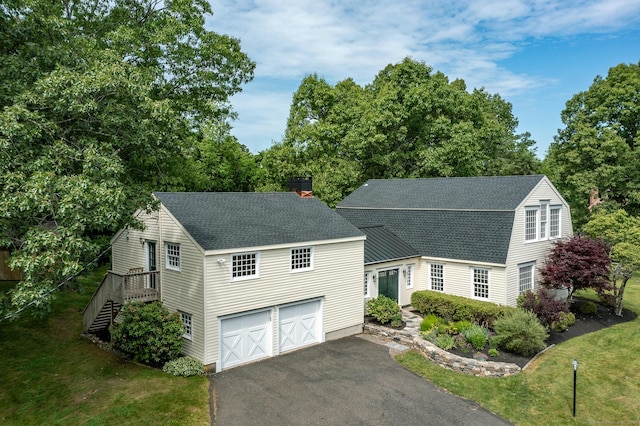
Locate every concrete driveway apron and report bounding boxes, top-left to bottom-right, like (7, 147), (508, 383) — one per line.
(211, 335), (512, 426)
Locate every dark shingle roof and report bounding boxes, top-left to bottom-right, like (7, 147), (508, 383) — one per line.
(337, 175), (545, 210)
(359, 226), (420, 265)
(337, 209), (514, 264)
(154, 192), (364, 251)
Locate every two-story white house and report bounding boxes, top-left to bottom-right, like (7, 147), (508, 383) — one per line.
(336, 175), (573, 307)
(84, 191), (365, 371)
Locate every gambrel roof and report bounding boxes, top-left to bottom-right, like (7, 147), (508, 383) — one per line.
(337, 175), (547, 265)
(155, 192), (364, 251)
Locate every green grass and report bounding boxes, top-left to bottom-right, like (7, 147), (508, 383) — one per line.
(397, 274), (640, 425)
(0, 267), (210, 425)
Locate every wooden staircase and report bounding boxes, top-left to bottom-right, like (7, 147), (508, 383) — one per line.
(83, 269), (160, 334)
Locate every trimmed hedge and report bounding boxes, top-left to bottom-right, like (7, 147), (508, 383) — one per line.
(411, 290), (515, 328)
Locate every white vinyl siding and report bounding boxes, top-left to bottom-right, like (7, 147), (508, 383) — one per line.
(155, 207), (205, 362)
(405, 264), (414, 289)
(430, 263), (444, 292)
(203, 239), (365, 366)
(290, 247), (313, 272)
(166, 243), (181, 271)
(518, 263), (535, 295)
(232, 252), (259, 280)
(472, 268), (489, 299)
(506, 176), (573, 306)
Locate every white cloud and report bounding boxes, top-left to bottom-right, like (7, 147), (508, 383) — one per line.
(206, 0), (640, 151)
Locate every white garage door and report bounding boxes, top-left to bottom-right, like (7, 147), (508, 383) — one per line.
(279, 300), (321, 353)
(220, 310), (271, 370)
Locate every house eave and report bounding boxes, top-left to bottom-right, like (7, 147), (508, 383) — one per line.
(203, 235), (366, 257)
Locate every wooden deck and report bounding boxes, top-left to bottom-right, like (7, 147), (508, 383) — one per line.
(83, 270), (160, 333)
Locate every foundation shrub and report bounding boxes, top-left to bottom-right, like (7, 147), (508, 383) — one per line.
(551, 311), (576, 332)
(517, 288), (570, 327)
(366, 295), (400, 325)
(579, 300), (598, 315)
(163, 356), (205, 377)
(110, 301), (185, 365)
(494, 309), (548, 356)
(411, 290), (514, 328)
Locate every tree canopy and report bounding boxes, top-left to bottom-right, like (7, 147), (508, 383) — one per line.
(258, 58), (540, 206)
(584, 209), (640, 315)
(0, 0), (254, 317)
(543, 61), (640, 228)
(540, 235), (612, 300)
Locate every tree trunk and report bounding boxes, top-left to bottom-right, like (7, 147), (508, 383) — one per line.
(614, 277), (630, 317)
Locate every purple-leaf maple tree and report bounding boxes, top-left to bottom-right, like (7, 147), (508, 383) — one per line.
(540, 235), (612, 300)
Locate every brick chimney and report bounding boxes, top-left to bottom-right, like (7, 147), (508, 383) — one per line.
(289, 176), (313, 198)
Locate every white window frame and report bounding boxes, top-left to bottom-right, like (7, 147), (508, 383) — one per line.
(518, 262), (535, 295)
(539, 201), (549, 240)
(165, 243), (181, 271)
(180, 311), (192, 340)
(430, 263), (444, 292)
(405, 264), (414, 289)
(524, 208), (538, 242)
(549, 206), (562, 238)
(364, 271), (372, 298)
(290, 246), (314, 272)
(471, 267), (490, 300)
(231, 252), (260, 281)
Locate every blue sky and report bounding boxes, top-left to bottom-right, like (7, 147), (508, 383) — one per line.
(206, 1), (640, 158)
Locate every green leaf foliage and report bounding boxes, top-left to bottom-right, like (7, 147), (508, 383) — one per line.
(258, 58), (540, 207)
(494, 309), (548, 356)
(543, 61), (640, 228)
(163, 356), (205, 377)
(411, 290), (515, 328)
(111, 301), (185, 366)
(0, 0), (254, 317)
(366, 295), (400, 325)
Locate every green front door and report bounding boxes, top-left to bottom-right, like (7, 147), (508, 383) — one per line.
(378, 269), (399, 302)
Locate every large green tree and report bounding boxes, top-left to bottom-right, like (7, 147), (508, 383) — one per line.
(0, 0), (254, 317)
(543, 62), (640, 228)
(584, 209), (640, 316)
(258, 58), (540, 206)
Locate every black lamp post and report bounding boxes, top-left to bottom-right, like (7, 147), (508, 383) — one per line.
(572, 358), (579, 417)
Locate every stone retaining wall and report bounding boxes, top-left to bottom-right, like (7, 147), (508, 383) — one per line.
(364, 323), (521, 377)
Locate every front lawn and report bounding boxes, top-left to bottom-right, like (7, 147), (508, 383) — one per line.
(0, 267), (210, 425)
(396, 275), (640, 425)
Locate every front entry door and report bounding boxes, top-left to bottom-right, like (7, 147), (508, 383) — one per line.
(378, 269), (399, 302)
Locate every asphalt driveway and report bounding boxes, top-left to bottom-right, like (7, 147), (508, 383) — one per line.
(210, 336), (511, 425)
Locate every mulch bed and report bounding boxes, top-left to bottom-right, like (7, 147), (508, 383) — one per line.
(445, 297), (636, 368)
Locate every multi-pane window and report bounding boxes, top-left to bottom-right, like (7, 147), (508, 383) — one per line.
(525, 209), (537, 241)
(430, 264), (444, 292)
(291, 247), (313, 271)
(518, 263), (535, 295)
(540, 202), (548, 239)
(550, 206), (561, 238)
(526, 203), (562, 242)
(232, 252), (259, 280)
(405, 264), (414, 289)
(180, 312), (192, 340)
(364, 272), (371, 298)
(473, 268), (489, 299)
(166, 243), (180, 271)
